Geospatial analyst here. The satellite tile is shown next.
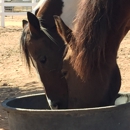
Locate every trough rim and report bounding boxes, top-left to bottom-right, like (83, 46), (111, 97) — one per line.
(1, 93), (130, 114)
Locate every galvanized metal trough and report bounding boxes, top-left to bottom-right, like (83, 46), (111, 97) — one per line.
(2, 93), (130, 130)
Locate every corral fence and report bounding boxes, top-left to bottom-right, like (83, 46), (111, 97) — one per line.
(0, 0), (39, 27)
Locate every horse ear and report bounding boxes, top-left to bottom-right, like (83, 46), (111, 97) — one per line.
(22, 20), (28, 28)
(54, 15), (72, 44)
(27, 12), (41, 36)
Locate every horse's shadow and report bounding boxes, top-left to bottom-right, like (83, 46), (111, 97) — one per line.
(0, 81), (44, 101)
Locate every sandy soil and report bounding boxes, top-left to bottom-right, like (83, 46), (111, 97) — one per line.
(0, 16), (130, 130)
(0, 16), (43, 130)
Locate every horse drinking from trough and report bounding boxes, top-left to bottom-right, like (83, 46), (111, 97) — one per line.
(20, 0), (79, 109)
(54, 0), (130, 108)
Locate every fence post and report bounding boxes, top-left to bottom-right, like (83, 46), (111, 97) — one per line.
(1, 0), (5, 27)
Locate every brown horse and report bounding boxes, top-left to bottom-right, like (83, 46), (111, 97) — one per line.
(20, 0), (78, 109)
(54, 0), (130, 108)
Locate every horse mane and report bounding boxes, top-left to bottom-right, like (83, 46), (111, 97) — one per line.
(20, 30), (33, 70)
(71, 0), (114, 80)
(20, 25), (59, 70)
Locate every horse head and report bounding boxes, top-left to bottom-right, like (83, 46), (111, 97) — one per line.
(20, 12), (68, 109)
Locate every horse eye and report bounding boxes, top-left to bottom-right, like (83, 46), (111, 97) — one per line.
(40, 56), (47, 64)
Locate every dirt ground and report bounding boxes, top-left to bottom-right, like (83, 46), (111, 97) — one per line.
(0, 16), (43, 130)
(0, 16), (130, 130)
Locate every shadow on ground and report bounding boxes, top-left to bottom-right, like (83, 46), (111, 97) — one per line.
(0, 81), (44, 101)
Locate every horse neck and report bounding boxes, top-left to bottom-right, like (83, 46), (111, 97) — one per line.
(106, 28), (129, 61)
(70, 0), (130, 80)
(35, 0), (63, 28)
(105, 0), (130, 60)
